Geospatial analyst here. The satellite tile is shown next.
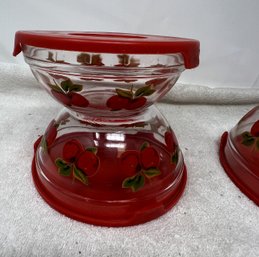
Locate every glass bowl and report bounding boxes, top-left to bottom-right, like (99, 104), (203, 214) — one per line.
(14, 31), (200, 226)
(220, 106), (259, 206)
(22, 45), (184, 118)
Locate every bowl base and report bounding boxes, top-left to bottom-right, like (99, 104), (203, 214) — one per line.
(32, 137), (187, 227)
(219, 132), (259, 206)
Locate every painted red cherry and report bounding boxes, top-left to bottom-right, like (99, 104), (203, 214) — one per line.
(63, 140), (84, 162)
(140, 146), (160, 169)
(76, 151), (99, 176)
(45, 120), (57, 146)
(251, 120), (259, 137)
(69, 92), (89, 107)
(165, 131), (176, 152)
(106, 95), (130, 110)
(125, 97), (147, 110)
(51, 90), (71, 106)
(120, 150), (140, 177)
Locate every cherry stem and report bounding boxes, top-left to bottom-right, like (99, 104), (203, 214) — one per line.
(53, 79), (66, 93)
(130, 85), (135, 99)
(53, 80), (59, 86)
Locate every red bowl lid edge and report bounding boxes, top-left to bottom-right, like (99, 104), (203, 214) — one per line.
(13, 31), (200, 69)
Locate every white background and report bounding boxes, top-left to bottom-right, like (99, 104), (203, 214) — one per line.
(1, 0), (259, 88)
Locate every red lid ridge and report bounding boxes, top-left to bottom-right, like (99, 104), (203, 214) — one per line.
(13, 31), (200, 69)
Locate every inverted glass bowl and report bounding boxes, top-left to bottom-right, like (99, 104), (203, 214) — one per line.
(220, 106), (259, 206)
(14, 31), (200, 226)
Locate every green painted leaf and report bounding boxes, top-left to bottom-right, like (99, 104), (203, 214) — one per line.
(135, 86), (149, 97)
(117, 54), (130, 66)
(131, 174), (145, 192)
(73, 167), (88, 185)
(143, 168), (161, 178)
(77, 53), (91, 64)
(135, 85), (155, 97)
(140, 142), (149, 151)
(69, 84), (83, 92)
(122, 175), (137, 188)
(91, 54), (104, 66)
(116, 88), (133, 99)
(122, 174), (145, 192)
(55, 158), (72, 176)
(172, 150), (179, 164)
(40, 136), (48, 152)
(241, 132), (255, 146)
(46, 52), (65, 63)
(242, 138), (255, 146)
(117, 54), (139, 67)
(143, 88), (155, 96)
(59, 165), (72, 176)
(242, 131), (252, 139)
(55, 158), (68, 168)
(47, 52), (55, 62)
(60, 79), (73, 92)
(48, 83), (62, 92)
(86, 147), (97, 154)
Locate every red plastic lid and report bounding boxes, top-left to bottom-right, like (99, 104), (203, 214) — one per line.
(13, 31), (199, 69)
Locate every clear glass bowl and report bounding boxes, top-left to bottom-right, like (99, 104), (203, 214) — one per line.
(14, 31), (199, 226)
(220, 106), (259, 206)
(23, 45), (184, 117)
